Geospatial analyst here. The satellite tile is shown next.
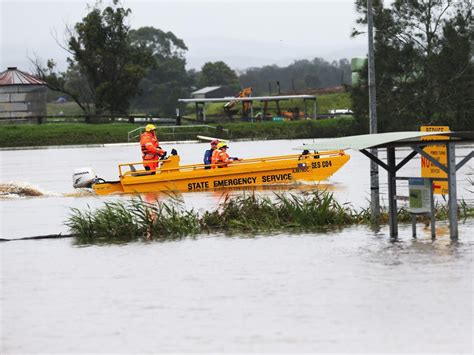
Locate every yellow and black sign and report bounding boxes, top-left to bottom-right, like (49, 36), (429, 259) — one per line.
(420, 126), (450, 195)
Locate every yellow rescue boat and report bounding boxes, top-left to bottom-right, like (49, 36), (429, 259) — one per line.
(74, 150), (350, 195)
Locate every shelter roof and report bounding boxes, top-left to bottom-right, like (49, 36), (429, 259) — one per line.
(191, 86), (222, 95)
(179, 94), (316, 103)
(295, 131), (474, 151)
(0, 67), (46, 86)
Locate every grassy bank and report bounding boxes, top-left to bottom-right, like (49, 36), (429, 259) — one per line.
(0, 123), (141, 147)
(0, 116), (357, 148)
(67, 191), (474, 245)
(220, 116), (356, 140)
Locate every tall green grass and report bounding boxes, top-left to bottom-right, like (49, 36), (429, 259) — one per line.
(67, 191), (474, 245)
(68, 197), (200, 244)
(200, 192), (355, 232)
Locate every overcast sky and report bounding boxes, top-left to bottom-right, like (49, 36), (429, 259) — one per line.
(0, 0), (368, 73)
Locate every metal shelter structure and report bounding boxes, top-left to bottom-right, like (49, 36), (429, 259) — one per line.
(178, 94), (317, 121)
(296, 131), (474, 240)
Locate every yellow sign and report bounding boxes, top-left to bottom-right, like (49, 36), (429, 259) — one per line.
(420, 126), (450, 195)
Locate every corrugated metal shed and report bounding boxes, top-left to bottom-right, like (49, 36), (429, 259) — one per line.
(0, 67), (46, 86)
(191, 86), (222, 95)
(0, 67), (47, 120)
(190, 86), (236, 99)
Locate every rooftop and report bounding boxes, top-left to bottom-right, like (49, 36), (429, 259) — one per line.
(0, 67), (46, 86)
(191, 86), (223, 95)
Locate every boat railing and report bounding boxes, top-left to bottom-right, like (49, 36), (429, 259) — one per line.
(118, 150), (346, 177)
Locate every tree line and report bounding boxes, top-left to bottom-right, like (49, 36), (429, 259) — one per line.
(34, 0), (472, 131)
(34, 0), (352, 120)
(351, 0), (473, 131)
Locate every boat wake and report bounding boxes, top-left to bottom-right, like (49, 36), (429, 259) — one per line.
(0, 182), (66, 199)
(63, 189), (96, 197)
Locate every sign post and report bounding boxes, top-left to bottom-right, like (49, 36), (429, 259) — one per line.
(408, 177), (436, 238)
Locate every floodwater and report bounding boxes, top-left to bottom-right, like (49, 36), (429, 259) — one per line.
(1, 140), (473, 353)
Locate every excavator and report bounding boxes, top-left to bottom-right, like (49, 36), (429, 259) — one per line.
(224, 87), (253, 118)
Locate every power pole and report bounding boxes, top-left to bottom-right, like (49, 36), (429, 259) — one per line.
(368, 0), (380, 223)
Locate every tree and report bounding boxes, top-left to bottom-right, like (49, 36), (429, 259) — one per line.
(198, 61), (240, 90)
(129, 27), (191, 116)
(66, 0), (152, 116)
(434, 8), (474, 129)
(238, 58), (351, 95)
(351, 0), (473, 132)
(31, 57), (94, 117)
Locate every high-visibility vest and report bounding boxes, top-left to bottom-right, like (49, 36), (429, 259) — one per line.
(211, 149), (230, 168)
(140, 132), (163, 160)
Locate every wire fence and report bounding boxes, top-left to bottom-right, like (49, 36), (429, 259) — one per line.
(128, 125), (230, 142)
(0, 114), (179, 125)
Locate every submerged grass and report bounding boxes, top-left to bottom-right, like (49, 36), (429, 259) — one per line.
(68, 197), (200, 244)
(67, 191), (474, 245)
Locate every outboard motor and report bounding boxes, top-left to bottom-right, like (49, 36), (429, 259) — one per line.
(73, 167), (97, 188)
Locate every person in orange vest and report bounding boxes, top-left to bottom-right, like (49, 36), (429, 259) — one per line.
(211, 142), (241, 168)
(140, 124), (166, 171)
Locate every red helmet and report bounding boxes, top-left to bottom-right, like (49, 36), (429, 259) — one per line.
(211, 139), (219, 146)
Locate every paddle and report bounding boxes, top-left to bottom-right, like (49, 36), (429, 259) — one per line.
(196, 135), (228, 143)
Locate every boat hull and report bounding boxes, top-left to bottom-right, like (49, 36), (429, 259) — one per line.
(92, 152), (350, 195)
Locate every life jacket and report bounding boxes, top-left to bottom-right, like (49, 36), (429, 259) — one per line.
(211, 149), (221, 168)
(212, 149), (230, 168)
(140, 131), (162, 160)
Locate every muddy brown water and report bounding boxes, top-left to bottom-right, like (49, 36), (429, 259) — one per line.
(0, 140), (473, 353)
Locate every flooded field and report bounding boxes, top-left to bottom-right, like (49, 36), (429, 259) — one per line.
(1, 140), (473, 353)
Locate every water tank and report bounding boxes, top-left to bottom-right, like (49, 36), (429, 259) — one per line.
(0, 67), (47, 121)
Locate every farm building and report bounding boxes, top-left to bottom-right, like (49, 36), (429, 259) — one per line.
(0, 67), (47, 120)
(190, 86), (236, 99)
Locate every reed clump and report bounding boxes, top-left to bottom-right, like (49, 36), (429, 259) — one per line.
(201, 192), (355, 232)
(67, 191), (474, 245)
(67, 198), (200, 244)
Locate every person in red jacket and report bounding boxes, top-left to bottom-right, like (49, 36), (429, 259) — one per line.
(140, 124), (166, 171)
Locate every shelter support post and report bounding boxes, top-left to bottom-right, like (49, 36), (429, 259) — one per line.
(202, 103), (206, 122)
(303, 99), (307, 119)
(429, 179), (436, 239)
(411, 215), (417, 238)
(387, 147), (398, 238)
(195, 102), (199, 121)
(447, 143), (458, 239)
(313, 99), (317, 119)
